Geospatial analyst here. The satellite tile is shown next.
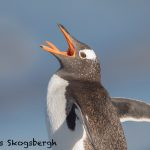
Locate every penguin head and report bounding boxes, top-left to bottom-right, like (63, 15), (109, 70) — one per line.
(41, 24), (101, 82)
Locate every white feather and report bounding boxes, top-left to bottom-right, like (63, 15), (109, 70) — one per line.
(47, 74), (86, 150)
(120, 117), (150, 122)
(79, 49), (96, 60)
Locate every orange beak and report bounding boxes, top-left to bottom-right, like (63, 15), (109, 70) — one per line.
(40, 24), (76, 57)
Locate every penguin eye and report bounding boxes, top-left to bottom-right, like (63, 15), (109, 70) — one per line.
(79, 49), (96, 60)
(80, 52), (86, 58)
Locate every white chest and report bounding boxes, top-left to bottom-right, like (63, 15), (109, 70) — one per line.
(47, 74), (68, 132)
(47, 74), (86, 150)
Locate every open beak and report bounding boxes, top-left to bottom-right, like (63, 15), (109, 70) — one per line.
(40, 24), (76, 57)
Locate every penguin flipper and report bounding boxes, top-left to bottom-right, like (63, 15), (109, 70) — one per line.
(74, 102), (97, 150)
(111, 97), (150, 122)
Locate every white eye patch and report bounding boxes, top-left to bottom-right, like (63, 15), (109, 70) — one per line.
(79, 49), (96, 60)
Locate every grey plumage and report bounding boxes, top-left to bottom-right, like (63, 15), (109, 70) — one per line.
(65, 81), (127, 150)
(111, 98), (150, 122)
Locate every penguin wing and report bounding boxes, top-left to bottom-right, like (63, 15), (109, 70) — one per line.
(74, 102), (97, 150)
(111, 97), (150, 122)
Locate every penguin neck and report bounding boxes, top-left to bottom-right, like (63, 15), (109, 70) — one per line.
(56, 68), (101, 83)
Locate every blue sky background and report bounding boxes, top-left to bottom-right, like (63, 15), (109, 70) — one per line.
(0, 0), (150, 149)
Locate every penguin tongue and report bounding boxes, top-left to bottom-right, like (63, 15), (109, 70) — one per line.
(40, 24), (76, 57)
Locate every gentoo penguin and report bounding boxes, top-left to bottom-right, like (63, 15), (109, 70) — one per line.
(41, 24), (127, 150)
